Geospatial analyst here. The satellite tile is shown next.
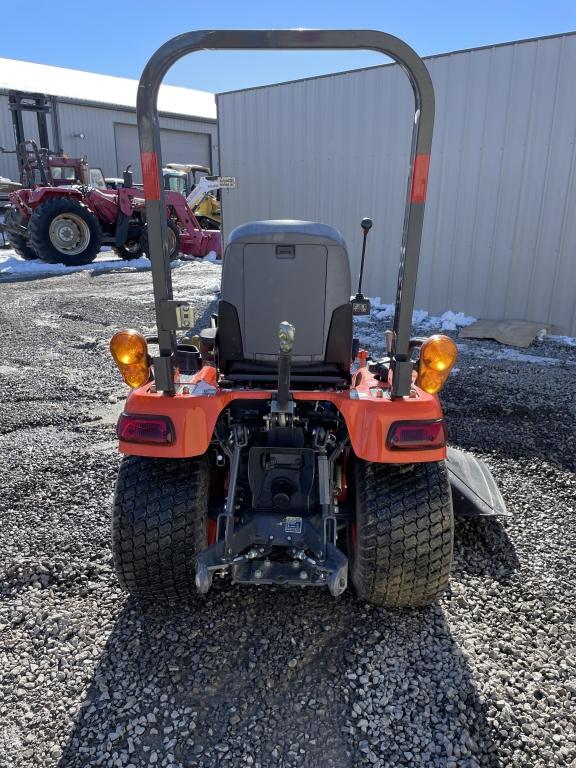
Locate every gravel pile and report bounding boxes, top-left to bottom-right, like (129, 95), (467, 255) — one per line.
(0, 262), (575, 768)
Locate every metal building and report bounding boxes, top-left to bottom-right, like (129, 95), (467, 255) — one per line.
(218, 32), (576, 336)
(0, 58), (218, 182)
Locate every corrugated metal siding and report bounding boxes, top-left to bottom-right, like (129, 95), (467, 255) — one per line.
(113, 123), (212, 182)
(0, 94), (19, 179)
(218, 33), (576, 335)
(0, 98), (219, 180)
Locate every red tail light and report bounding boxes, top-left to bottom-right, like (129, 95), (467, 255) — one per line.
(117, 413), (174, 445)
(387, 419), (447, 450)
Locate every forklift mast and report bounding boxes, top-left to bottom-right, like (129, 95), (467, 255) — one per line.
(8, 90), (63, 185)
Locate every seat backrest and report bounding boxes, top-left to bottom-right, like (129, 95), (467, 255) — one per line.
(219, 221), (352, 371)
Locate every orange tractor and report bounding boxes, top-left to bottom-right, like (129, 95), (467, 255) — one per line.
(108, 29), (505, 607)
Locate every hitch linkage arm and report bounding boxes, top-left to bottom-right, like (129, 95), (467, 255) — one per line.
(195, 423), (248, 594)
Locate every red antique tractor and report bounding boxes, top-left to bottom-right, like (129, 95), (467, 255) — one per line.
(1, 90), (221, 266)
(1, 139), (105, 190)
(3, 163), (221, 266)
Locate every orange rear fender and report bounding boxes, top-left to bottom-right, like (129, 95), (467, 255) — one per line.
(118, 367), (446, 464)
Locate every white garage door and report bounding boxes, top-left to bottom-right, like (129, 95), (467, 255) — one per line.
(114, 123), (211, 181)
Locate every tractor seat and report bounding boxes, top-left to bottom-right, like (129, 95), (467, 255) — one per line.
(216, 220), (353, 384)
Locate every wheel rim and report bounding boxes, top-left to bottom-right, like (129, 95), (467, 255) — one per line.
(124, 239), (141, 254)
(167, 227), (177, 257)
(49, 213), (91, 255)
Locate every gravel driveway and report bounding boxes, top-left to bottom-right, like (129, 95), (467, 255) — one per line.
(0, 260), (574, 768)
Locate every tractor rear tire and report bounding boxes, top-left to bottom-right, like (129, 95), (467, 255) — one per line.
(8, 232), (37, 261)
(141, 220), (181, 261)
(4, 209), (37, 260)
(28, 197), (102, 266)
(112, 455), (209, 601)
(112, 239), (144, 261)
(351, 460), (453, 608)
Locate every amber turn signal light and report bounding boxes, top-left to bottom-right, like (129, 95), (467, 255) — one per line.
(417, 334), (458, 394)
(109, 330), (150, 388)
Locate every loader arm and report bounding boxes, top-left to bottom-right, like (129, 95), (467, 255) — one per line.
(185, 175), (235, 209)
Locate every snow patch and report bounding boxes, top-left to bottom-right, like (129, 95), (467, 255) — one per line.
(463, 346), (562, 366)
(457, 339), (568, 365)
(368, 298), (476, 332)
(370, 298), (396, 321)
(412, 309), (430, 326)
(374, 309), (394, 320)
(184, 252), (222, 266)
(546, 334), (576, 348)
(0, 249), (185, 278)
(490, 349), (562, 365)
(370, 297), (390, 311)
(428, 310), (476, 331)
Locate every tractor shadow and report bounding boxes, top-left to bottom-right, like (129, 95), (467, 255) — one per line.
(60, 586), (501, 767)
(453, 516), (520, 584)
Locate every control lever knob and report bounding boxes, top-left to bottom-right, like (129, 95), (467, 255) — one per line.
(278, 321), (295, 353)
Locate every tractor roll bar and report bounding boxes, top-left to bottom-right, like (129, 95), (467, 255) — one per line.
(136, 29), (435, 397)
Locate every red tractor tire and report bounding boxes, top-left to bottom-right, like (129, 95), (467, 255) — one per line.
(141, 220), (181, 261)
(4, 208), (38, 260)
(112, 240), (144, 261)
(28, 196), (102, 266)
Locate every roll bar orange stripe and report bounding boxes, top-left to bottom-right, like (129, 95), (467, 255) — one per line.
(141, 152), (161, 201)
(410, 154), (430, 204)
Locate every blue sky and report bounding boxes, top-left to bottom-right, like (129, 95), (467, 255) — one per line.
(2, 1), (575, 93)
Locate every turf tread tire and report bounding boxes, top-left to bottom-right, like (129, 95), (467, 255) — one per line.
(112, 455), (209, 601)
(352, 460), (453, 607)
(28, 196), (102, 266)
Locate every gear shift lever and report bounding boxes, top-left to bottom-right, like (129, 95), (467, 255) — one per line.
(351, 217), (373, 315)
